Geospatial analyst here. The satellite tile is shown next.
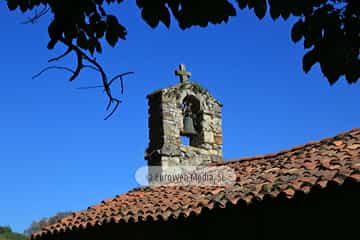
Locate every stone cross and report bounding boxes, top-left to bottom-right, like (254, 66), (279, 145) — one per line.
(175, 64), (191, 83)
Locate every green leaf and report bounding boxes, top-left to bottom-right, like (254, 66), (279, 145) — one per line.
(106, 15), (121, 46)
(64, 25), (77, 40)
(226, 1), (237, 17)
(269, 7), (280, 20)
(290, 2), (303, 17)
(302, 49), (318, 73)
(268, 0), (280, 20)
(18, 1), (29, 12)
(7, 0), (19, 10)
(291, 20), (304, 43)
(141, 7), (160, 28)
(107, 15), (119, 28)
(321, 61), (340, 85)
(303, 37), (313, 49)
(95, 21), (106, 38)
(159, 5), (171, 28)
(116, 23), (127, 40)
(136, 0), (145, 8)
(254, 0), (267, 19)
(345, 61), (360, 84)
(77, 31), (89, 49)
(237, 0), (248, 9)
(95, 40), (102, 53)
(280, 10), (290, 20)
(105, 31), (118, 47)
(90, 13), (101, 24)
(247, 0), (255, 9)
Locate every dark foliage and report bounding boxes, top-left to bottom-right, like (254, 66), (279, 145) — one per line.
(0, 226), (12, 234)
(0, 226), (27, 240)
(6, 0), (359, 86)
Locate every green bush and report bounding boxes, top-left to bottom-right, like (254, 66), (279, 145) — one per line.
(0, 226), (11, 234)
(0, 226), (28, 240)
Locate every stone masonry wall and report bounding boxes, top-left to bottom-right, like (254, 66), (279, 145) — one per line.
(145, 82), (223, 178)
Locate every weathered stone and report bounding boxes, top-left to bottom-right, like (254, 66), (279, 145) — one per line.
(208, 149), (219, 155)
(204, 131), (214, 143)
(203, 114), (212, 122)
(160, 145), (181, 156)
(162, 111), (173, 120)
(145, 65), (224, 183)
(214, 135), (223, 145)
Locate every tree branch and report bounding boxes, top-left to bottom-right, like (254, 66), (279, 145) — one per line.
(82, 64), (100, 72)
(77, 85), (103, 90)
(109, 71), (134, 94)
(21, 6), (49, 24)
(105, 98), (121, 120)
(33, 34), (133, 119)
(69, 50), (83, 81)
(57, 38), (133, 120)
(48, 48), (72, 62)
(32, 66), (74, 79)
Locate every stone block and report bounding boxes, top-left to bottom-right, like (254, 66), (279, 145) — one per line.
(204, 131), (214, 143)
(209, 149), (219, 155)
(214, 135), (223, 145)
(203, 114), (212, 122)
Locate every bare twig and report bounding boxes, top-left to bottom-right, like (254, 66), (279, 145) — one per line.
(109, 71), (134, 94)
(21, 6), (49, 24)
(69, 50), (83, 81)
(82, 64), (100, 72)
(33, 33), (133, 119)
(77, 85), (103, 90)
(48, 48), (72, 62)
(32, 66), (74, 79)
(105, 99), (121, 120)
(56, 38), (133, 120)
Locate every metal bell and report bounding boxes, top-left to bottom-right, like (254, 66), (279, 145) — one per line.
(182, 115), (197, 136)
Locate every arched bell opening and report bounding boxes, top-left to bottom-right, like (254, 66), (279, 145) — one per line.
(180, 95), (202, 147)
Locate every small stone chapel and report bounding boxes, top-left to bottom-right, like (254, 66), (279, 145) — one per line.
(32, 65), (360, 240)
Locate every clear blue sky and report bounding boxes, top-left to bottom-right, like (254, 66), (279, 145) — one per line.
(0, 1), (358, 233)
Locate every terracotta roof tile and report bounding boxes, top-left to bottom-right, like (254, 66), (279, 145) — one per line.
(32, 128), (360, 240)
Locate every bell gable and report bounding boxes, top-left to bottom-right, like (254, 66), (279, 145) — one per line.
(145, 65), (224, 182)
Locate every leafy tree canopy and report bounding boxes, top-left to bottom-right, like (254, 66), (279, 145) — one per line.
(5, 0), (359, 117)
(0, 226), (28, 240)
(0, 226), (12, 234)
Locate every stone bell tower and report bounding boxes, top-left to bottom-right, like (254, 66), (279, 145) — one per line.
(145, 64), (223, 179)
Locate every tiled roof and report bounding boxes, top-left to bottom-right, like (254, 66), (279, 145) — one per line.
(32, 128), (360, 240)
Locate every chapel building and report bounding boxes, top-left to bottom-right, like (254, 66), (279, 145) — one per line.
(31, 65), (360, 240)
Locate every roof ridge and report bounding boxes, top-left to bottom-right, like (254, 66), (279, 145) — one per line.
(31, 127), (360, 240)
(213, 127), (360, 166)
